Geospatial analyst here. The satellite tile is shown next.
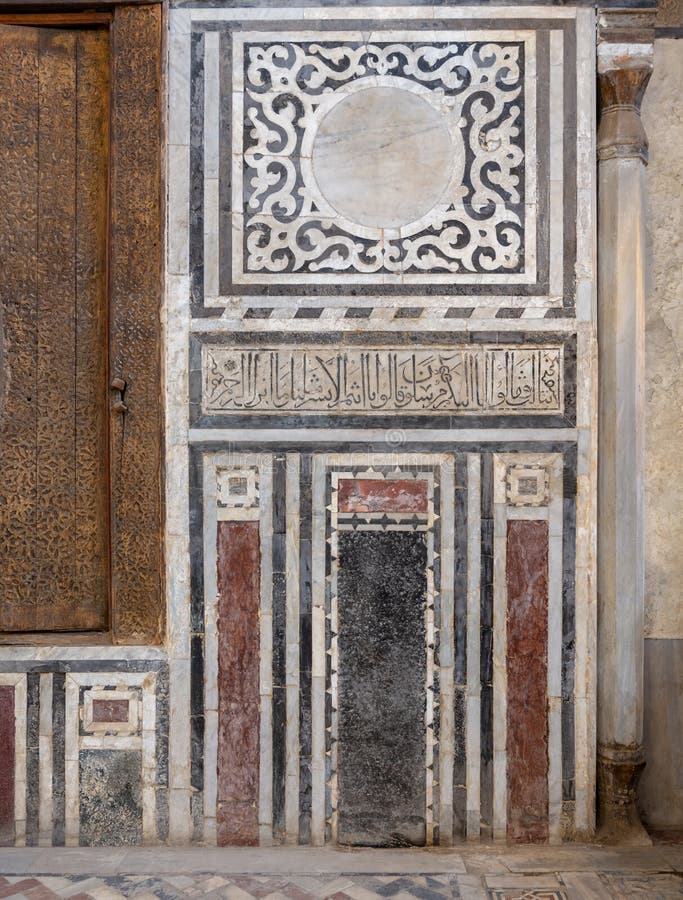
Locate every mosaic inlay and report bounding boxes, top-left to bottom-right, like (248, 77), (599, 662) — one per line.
(202, 345), (563, 414)
(234, 32), (534, 283)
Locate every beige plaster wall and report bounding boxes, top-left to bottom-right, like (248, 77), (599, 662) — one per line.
(643, 38), (683, 643)
(640, 37), (683, 830)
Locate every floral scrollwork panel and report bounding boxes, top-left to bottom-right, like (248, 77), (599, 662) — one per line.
(234, 32), (536, 283)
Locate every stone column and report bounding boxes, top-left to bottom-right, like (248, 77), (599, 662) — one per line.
(596, 8), (655, 845)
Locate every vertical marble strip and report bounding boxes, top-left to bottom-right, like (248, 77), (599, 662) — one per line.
(549, 28), (565, 298)
(272, 455), (287, 840)
(480, 453), (494, 838)
(492, 458), (508, 841)
(202, 458), (219, 844)
(203, 30), (219, 300)
(216, 521), (261, 846)
(548, 458), (564, 843)
(167, 13), (191, 277)
(52, 673), (65, 846)
(439, 461), (455, 846)
(64, 676), (79, 847)
(142, 674), (157, 845)
(38, 674), (53, 847)
(329, 476), (339, 845)
(454, 456), (469, 839)
(0, 686), (15, 846)
(310, 454), (327, 846)
(259, 461), (274, 845)
(424, 492), (435, 846)
(299, 453), (313, 844)
(506, 519), (550, 844)
(285, 453), (301, 844)
(466, 454), (482, 840)
(189, 31), (205, 304)
(25, 674), (39, 846)
(524, 31), (538, 281)
(190, 452), (206, 821)
(166, 14), (192, 840)
(561, 447), (577, 818)
(574, 5), (598, 837)
(13, 677), (26, 848)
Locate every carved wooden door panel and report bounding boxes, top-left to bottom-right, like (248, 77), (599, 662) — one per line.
(0, 24), (110, 632)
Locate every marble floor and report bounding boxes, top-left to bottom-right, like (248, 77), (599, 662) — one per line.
(0, 844), (681, 899)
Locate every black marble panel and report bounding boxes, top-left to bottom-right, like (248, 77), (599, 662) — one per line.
(337, 530), (427, 847)
(79, 750), (142, 846)
(25, 673), (39, 846)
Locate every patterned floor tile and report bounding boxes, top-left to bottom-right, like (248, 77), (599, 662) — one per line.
(601, 874), (683, 898)
(0, 871), (681, 900)
(488, 892), (567, 900)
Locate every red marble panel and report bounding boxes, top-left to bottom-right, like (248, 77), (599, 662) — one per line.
(506, 519), (549, 843)
(217, 520), (261, 846)
(0, 686), (15, 846)
(337, 478), (428, 513)
(92, 698), (129, 723)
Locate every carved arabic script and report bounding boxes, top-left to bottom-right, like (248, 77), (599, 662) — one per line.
(202, 345), (563, 415)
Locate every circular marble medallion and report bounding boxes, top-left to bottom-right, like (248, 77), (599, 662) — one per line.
(311, 86), (454, 229)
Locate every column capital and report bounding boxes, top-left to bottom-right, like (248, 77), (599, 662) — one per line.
(597, 9), (655, 164)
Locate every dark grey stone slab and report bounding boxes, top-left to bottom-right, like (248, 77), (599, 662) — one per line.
(79, 751), (142, 847)
(337, 530), (427, 847)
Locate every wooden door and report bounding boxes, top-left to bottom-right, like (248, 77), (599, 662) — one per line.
(0, 24), (110, 631)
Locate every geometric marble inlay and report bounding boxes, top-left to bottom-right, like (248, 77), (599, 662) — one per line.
(235, 33), (533, 283)
(506, 464), (550, 507)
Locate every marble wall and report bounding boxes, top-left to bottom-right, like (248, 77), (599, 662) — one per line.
(641, 36), (683, 830)
(0, 1), (599, 848)
(166, 1), (598, 848)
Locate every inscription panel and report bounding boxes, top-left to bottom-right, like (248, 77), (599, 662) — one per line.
(202, 345), (563, 415)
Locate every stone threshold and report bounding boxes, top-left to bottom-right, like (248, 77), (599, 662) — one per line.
(0, 843), (680, 878)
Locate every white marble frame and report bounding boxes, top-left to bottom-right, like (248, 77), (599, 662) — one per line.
(0, 674), (27, 848)
(64, 672), (157, 847)
(492, 452), (563, 844)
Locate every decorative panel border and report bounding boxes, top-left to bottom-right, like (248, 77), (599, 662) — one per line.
(64, 671), (158, 846)
(195, 441), (580, 846)
(165, 4), (597, 325)
(492, 452), (563, 844)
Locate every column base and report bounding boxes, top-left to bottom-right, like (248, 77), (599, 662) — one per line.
(597, 743), (652, 845)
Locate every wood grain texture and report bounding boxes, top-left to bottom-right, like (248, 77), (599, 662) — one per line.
(217, 521), (261, 846)
(0, 25), (108, 632)
(0, 25), (40, 631)
(506, 519), (549, 843)
(108, 4), (164, 644)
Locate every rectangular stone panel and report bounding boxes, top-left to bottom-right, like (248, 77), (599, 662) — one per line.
(91, 699), (130, 724)
(337, 530), (427, 846)
(337, 479), (428, 514)
(79, 750), (142, 846)
(217, 520), (261, 846)
(0, 686), (14, 846)
(506, 519), (549, 843)
(202, 345), (563, 415)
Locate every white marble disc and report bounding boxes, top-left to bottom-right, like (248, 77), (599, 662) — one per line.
(311, 86), (454, 229)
